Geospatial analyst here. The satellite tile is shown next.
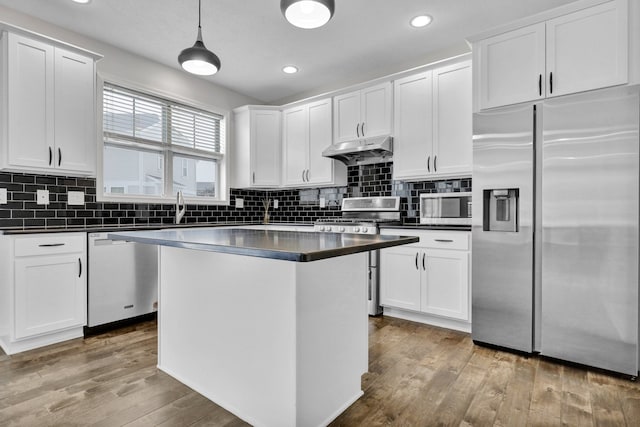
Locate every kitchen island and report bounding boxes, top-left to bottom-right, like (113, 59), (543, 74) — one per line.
(108, 228), (417, 427)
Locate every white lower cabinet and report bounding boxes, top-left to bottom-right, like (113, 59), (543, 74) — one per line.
(380, 229), (471, 332)
(0, 233), (87, 354)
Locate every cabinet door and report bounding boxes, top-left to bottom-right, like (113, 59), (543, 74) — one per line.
(14, 253), (86, 339)
(380, 246), (422, 311)
(7, 33), (55, 170)
(546, 1), (627, 98)
(392, 71), (433, 180)
(421, 250), (469, 321)
(477, 23), (545, 109)
(282, 105), (308, 186)
(333, 90), (361, 143)
(54, 48), (95, 174)
(307, 99), (334, 185)
(250, 110), (281, 187)
(360, 82), (392, 139)
(432, 61), (472, 177)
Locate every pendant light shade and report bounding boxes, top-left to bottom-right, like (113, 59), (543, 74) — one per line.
(179, 0), (221, 75)
(281, 0), (335, 29)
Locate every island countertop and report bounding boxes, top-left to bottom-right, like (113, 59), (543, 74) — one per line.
(108, 228), (419, 262)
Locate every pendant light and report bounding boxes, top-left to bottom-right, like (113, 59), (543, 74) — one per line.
(281, 0), (335, 29)
(178, 0), (221, 76)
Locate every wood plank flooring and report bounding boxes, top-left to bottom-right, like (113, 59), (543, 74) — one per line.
(1, 316), (639, 426)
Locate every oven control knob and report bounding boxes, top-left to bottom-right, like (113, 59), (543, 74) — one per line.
(353, 227), (360, 232)
(362, 227), (368, 233)
(339, 227), (345, 232)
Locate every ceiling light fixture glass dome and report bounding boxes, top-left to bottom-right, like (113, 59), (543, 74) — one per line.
(281, 0), (335, 29)
(178, 0), (221, 76)
(410, 15), (433, 28)
(283, 65), (299, 74)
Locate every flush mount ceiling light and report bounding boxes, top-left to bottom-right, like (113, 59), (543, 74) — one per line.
(281, 0), (335, 29)
(283, 65), (299, 74)
(71, 0), (91, 4)
(178, 0), (221, 76)
(410, 15), (433, 28)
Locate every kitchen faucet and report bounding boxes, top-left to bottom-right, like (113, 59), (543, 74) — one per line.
(175, 191), (186, 224)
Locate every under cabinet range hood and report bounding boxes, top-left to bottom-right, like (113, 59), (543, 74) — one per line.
(322, 135), (393, 166)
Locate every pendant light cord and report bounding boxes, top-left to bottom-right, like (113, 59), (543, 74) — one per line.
(198, 0), (201, 29)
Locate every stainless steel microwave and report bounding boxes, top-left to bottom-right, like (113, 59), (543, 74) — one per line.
(420, 192), (472, 225)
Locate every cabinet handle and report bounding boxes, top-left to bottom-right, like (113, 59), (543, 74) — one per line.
(305, 169), (310, 182)
(78, 258), (82, 278)
(252, 172), (255, 183)
(427, 156), (431, 173)
(415, 252), (419, 270)
(49, 147), (53, 166)
(58, 148), (62, 166)
(549, 72), (553, 94)
(356, 123), (360, 138)
(302, 170), (306, 182)
(39, 243), (65, 247)
(434, 155), (437, 172)
(422, 253), (426, 270)
(362, 122), (365, 137)
(435, 239), (454, 243)
(538, 74), (542, 96)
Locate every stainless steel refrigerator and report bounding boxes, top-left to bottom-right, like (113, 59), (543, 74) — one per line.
(472, 85), (639, 376)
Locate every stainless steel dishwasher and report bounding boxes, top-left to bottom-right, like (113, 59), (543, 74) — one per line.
(87, 232), (158, 328)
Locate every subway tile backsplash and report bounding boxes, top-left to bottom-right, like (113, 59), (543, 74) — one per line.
(0, 164), (471, 231)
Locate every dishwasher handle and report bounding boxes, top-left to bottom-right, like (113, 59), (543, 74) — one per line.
(92, 238), (132, 246)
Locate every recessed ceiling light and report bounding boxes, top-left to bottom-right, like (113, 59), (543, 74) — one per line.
(72, 0), (91, 4)
(410, 15), (433, 28)
(283, 65), (299, 74)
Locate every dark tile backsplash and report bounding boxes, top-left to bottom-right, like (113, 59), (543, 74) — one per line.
(0, 165), (471, 231)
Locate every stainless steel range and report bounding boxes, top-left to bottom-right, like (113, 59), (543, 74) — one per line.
(314, 196), (401, 315)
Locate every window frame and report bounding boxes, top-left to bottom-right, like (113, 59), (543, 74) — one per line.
(96, 75), (230, 205)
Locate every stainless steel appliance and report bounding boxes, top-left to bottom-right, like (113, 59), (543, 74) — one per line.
(314, 196), (401, 315)
(87, 232), (159, 328)
(472, 86), (639, 376)
(420, 192), (472, 226)
(322, 135), (393, 166)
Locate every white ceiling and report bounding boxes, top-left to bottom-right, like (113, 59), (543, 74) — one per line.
(0, 0), (577, 104)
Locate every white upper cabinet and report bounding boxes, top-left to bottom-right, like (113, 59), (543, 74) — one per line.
(432, 61), (472, 177)
(282, 98), (346, 187)
(333, 82), (392, 143)
(393, 59), (472, 180)
(546, 0), (628, 97)
(477, 24), (546, 109)
(392, 71), (433, 180)
(2, 32), (97, 176)
(474, 0), (629, 110)
(232, 107), (281, 188)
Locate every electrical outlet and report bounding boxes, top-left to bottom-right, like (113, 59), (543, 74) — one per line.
(235, 198), (244, 209)
(36, 189), (50, 205)
(0, 188), (6, 204)
(273, 199), (279, 209)
(68, 191), (85, 206)
(319, 197), (326, 208)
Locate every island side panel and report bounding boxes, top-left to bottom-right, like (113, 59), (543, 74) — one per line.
(295, 252), (368, 427)
(157, 246), (297, 427)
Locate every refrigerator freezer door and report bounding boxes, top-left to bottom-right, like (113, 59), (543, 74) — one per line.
(541, 87), (639, 375)
(472, 104), (535, 352)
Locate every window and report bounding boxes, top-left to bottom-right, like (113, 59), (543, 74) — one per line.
(101, 83), (226, 202)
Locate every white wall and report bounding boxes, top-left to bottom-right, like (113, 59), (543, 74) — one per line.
(0, 5), (260, 112)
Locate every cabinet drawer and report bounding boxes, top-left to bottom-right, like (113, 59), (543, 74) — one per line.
(14, 233), (86, 257)
(381, 229), (469, 250)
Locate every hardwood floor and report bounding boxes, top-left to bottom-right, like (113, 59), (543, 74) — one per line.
(1, 317), (639, 426)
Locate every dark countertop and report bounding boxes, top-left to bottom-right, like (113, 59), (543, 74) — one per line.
(108, 228), (419, 262)
(380, 224), (471, 232)
(0, 222), (315, 236)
